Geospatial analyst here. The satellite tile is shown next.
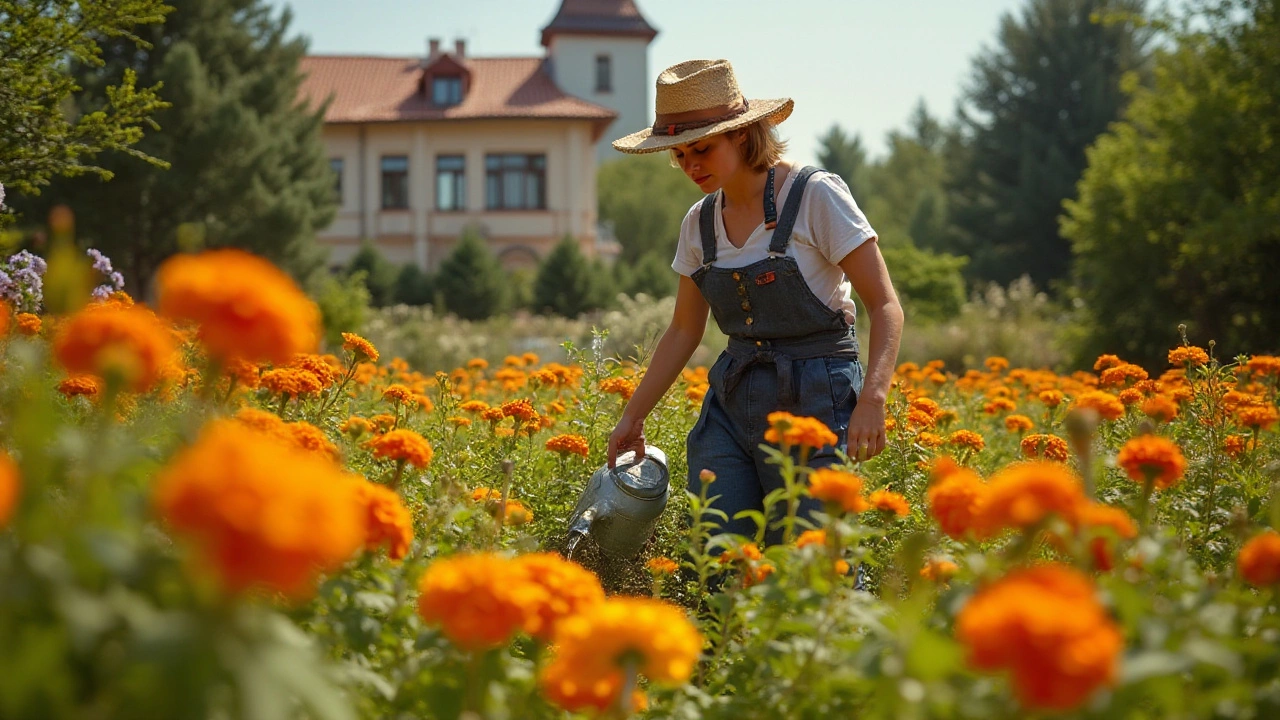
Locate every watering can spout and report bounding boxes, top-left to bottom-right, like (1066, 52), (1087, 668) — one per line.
(569, 506), (596, 538)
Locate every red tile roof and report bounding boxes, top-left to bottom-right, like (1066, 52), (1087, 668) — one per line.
(298, 55), (618, 133)
(540, 0), (659, 46)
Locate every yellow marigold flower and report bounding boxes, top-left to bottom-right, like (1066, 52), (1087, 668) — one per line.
(546, 433), (589, 458)
(920, 558), (958, 582)
(956, 564), (1122, 711)
(341, 332), (379, 363)
(448, 416), (472, 428)
(0, 450), (19, 527)
(340, 416), (373, 438)
(260, 367), (322, 398)
(1116, 435), (1186, 489)
(1073, 502), (1137, 572)
(599, 376), (637, 400)
(382, 384), (414, 404)
(15, 312), (41, 336)
(985, 356), (1010, 372)
(52, 304), (178, 393)
(418, 552), (541, 650)
(1237, 405), (1279, 431)
(1005, 414), (1034, 433)
(807, 468), (869, 513)
(1142, 395), (1179, 423)
(1168, 346), (1209, 367)
(646, 556), (679, 575)
(287, 421), (341, 461)
(867, 489), (910, 517)
(513, 553), (605, 642)
(58, 375), (102, 399)
(928, 461), (986, 540)
(1072, 390), (1126, 421)
(500, 398), (538, 422)
(795, 529), (827, 549)
(975, 461), (1086, 538)
(1038, 389), (1064, 407)
(365, 429), (433, 468)
(1093, 354), (1124, 372)
(369, 413), (396, 433)
(156, 249), (319, 365)
(765, 411), (838, 450)
(1238, 530), (1280, 586)
(540, 596), (701, 710)
(288, 353), (338, 388)
(357, 481), (413, 561)
(1020, 433), (1070, 462)
(152, 420), (364, 599)
(948, 429), (986, 453)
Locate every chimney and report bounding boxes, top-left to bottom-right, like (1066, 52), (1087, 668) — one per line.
(428, 38), (441, 58)
(454, 38), (466, 58)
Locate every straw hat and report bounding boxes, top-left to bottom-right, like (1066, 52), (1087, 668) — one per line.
(611, 59), (793, 154)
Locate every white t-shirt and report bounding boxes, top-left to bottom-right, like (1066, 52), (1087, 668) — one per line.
(671, 166), (877, 324)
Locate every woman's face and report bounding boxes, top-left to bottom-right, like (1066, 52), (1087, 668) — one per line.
(672, 132), (744, 193)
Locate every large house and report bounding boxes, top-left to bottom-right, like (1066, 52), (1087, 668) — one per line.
(297, 0), (659, 271)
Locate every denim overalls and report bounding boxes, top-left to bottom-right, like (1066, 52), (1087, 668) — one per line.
(687, 165), (866, 546)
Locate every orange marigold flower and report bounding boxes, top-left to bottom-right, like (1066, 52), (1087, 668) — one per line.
(513, 553), (605, 642)
(927, 463), (986, 540)
(920, 559), (959, 582)
(340, 416), (373, 438)
(599, 376), (637, 400)
(58, 375), (102, 399)
(152, 420), (364, 599)
(0, 451), (19, 527)
(867, 489), (910, 517)
(685, 384), (709, 403)
(974, 461), (1086, 538)
(1020, 433), (1070, 462)
(459, 400), (490, 414)
(1115, 435), (1186, 489)
(413, 394), (434, 412)
(501, 398), (538, 422)
(225, 358), (260, 389)
(1142, 395), (1179, 423)
(956, 564), (1122, 711)
(1100, 363), (1148, 388)
(985, 356), (1010, 372)
(1072, 390), (1126, 421)
(1223, 434), (1257, 459)
(365, 429), (433, 468)
(471, 487), (502, 503)
(719, 542), (764, 564)
(448, 416), (472, 428)
(1238, 530), (1280, 586)
(539, 597), (702, 713)
(795, 529), (827, 549)
(15, 312), (41, 336)
(369, 413), (396, 433)
(910, 396), (941, 418)
(906, 408), (936, 428)
(646, 556), (679, 575)
(807, 468), (869, 513)
(1038, 389), (1065, 407)
(417, 552), (539, 650)
(522, 352), (540, 366)
(156, 249), (319, 364)
(1074, 502), (1137, 572)
(288, 353), (338, 388)
(1245, 355), (1280, 378)
(546, 433), (589, 458)
(1168, 346), (1209, 367)
(357, 481), (413, 560)
(948, 429), (986, 453)
(260, 367), (323, 397)
(983, 397), (1017, 415)
(765, 411), (839, 450)
(504, 499), (533, 525)
(1093, 354), (1124, 372)
(52, 304), (179, 393)
(382, 384), (414, 404)
(1117, 388), (1144, 406)
(1237, 405), (1279, 431)
(287, 421), (341, 461)
(466, 357), (488, 370)
(918, 431), (943, 447)
(1005, 414), (1034, 433)
(341, 332), (379, 363)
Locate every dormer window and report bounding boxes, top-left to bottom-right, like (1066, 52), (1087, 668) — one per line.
(432, 75), (462, 106)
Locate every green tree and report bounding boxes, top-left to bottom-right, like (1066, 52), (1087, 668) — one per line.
(598, 153), (703, 263)
(21, 0), (335, 289)
(0, 0), (170, 216)
(1063, 0), (1280, 366)
(532, 236), (600, 317)
(619, 250), (677, 299)
(880, 243), (968, 321)
(393, 262), (433, 306)
(345, 240), (397, 307)
(815, 124), (867, 196)
(948, 0), (1151, 289)
(435, 227), (507, 320)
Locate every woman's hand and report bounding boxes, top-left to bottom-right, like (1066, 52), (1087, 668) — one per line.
(847, 400), (887, 461)
(607, 414), (647, 469)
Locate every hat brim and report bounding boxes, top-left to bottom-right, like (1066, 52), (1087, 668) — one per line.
(611, 97), (794, 154)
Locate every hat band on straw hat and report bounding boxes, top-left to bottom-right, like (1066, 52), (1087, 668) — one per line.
(651, 99), (751, 137)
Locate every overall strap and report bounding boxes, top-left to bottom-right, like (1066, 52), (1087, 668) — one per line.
(767, 165), (821, 255)
(698, 192), (718, 266)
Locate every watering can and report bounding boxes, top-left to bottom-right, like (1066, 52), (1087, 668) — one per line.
(565, 445), (670, 559)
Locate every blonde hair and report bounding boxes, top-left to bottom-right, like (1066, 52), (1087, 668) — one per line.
(668, 120), (789, 173)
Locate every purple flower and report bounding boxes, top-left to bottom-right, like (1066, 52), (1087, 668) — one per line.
(0, 182), (5, 210)
(91, 285), (113, 301)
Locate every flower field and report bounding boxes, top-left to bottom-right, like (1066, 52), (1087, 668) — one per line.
(2, 246), (1280, 719)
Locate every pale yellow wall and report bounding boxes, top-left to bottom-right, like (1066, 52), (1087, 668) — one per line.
(548, 36), (649, 164)
(318, 118), (599, 271)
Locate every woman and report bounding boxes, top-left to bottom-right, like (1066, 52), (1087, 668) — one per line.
(606, 59), (904, 546)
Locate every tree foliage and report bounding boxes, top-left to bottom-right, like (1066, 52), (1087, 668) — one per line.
(19, 0), (335, 290)
(532, 236), (601, 317)
(948, 0), (1151, 289)
(815, 124), (867, 197)
(435, 227), (507, 320)
(345, 241), (397, 307)
(0, 0), (171, 209)
(597, 153), (703, 263)
(1063, 0), (1280, 365)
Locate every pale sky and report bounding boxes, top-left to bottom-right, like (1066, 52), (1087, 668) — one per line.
(272, 0), (1027, 164)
